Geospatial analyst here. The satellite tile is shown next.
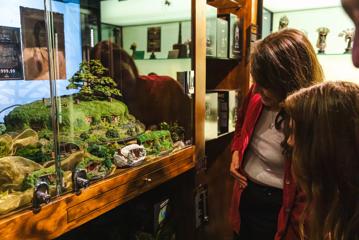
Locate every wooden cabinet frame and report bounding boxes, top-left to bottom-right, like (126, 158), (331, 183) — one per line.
(0, 0), (257, 238)
(0, 147), (195, 239)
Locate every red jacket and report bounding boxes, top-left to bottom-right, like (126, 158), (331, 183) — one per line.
(229, 85), (305, 240)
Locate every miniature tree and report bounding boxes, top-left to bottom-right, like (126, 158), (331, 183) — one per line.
(67, 60), (121, 100)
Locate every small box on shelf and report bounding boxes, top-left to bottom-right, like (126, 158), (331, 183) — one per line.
(206, 5), (217, 57)
(219, 13), (243, 60)
(205, 90), (238, 141)
(228, 90), (237, 132)
(216, 18), (228, 58)
(205, 92), (218, 141)
(218, 92), (229, 135)
(177, 70), (194, 95)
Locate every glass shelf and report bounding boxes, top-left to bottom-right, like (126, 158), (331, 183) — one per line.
(316, 53), (352, 56)
(134, 58), (191, 61)
(206, 56), (241, 61)
(205, 130), (234, 142)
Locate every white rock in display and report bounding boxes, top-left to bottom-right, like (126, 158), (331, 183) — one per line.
(113, 144), (146, 168)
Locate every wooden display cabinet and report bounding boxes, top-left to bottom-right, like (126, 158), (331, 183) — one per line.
(0, 147), (195, 239)
(0, 0), (203, 239)
(195, 0), (259, 239)
(0, 0), (257, 238)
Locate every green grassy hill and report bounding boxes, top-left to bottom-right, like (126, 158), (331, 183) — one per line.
(5, 96), (132, 133)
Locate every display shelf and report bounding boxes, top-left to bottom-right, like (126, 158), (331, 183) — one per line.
(206, 88), (238, 93)
(134, 57), (192, 79)
(317, 53), (352, 56)
(206, 56), (240, 61)
(0, 146), (195, 240)
(207, 0), (242, 10)
(205, 130), (234, 142)
(194, 0), (254, 238)
(206, 57), (240, 89)
(135, 58), (192, 61)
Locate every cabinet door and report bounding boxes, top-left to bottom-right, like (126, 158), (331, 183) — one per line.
(46, 0), (195, 195)
(0, 1), (55, 217)
(0, 0), (194, 219)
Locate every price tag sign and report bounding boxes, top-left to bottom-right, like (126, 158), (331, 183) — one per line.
(0, 26), (23, 80)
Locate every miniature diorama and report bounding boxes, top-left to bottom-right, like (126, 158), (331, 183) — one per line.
(278, 15), (289, 30)
(338, 28), (354, 53)
(0, 55), (190, 215)
(0, 0), (193, 224)
(316, 27), (330, 54)
(137, 130), (173, 156)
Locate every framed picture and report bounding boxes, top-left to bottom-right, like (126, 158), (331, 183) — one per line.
(147, 27), (161, 52)
(0, 26), (23, 80)
(20, 7), (66, 80)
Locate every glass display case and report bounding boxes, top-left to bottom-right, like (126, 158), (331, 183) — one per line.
(0, 0), (193, 219)
(265, 2), (359, 83)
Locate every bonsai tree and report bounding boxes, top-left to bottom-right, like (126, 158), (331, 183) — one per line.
(67, 59), (121, 100)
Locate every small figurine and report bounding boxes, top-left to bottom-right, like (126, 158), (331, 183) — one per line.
(316, 27), (330, 54)
(130, 42), (137, 57)
(278, 15), (289, 30)
(185, 39), (192, 57)
(150, 51), (156, 59)
(338, 28), (354, 53)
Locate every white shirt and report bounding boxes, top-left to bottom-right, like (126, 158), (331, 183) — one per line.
(243, 107), (285, 189)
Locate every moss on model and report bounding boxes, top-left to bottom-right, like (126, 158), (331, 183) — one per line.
(4, 96), (145, 144)
(4, 100), (52, 131)
(137, 130), (173, 155)
(22, 166), (57, 190)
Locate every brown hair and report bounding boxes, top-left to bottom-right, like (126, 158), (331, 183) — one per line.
(251, 28), (323, 101)
(284, 81), (359, 240)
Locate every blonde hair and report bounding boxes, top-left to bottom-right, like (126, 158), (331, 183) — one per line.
(284, 81), (359, 240)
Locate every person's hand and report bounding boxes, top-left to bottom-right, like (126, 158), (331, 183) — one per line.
(230, 151), (247, 188)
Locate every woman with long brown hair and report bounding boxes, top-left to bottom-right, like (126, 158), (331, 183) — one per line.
(229, 28), (323, 240)
(284, 81), (359, 240)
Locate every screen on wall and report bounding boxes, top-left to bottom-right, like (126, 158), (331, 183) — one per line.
(0, 26), (23, 80)
(20, 6), (66, 80)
